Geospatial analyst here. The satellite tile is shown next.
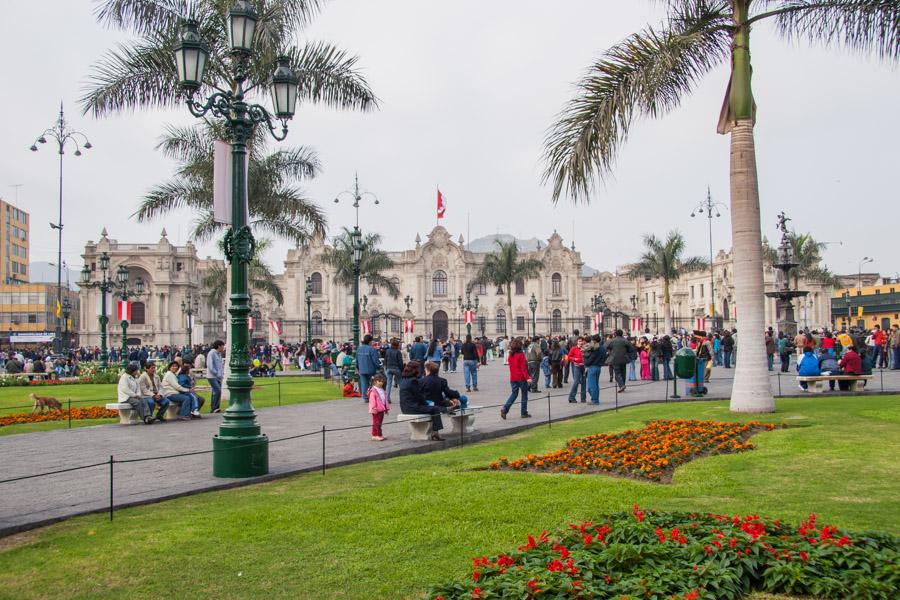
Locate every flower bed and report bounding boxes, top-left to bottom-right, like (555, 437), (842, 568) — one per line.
(488, 420), (780, 482)
(430, 508), (898, 599)
(0, 406), (118, 427)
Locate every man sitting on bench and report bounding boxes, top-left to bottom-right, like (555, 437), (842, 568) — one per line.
(797, 348), (821, 390)
(420, 361), (466, 410)
(818, 351), (841, 391)
(399, 361), (449, 442)
(838, 347), (863, 391)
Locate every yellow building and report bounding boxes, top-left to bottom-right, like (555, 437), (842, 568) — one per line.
(1, 198), (30, 284)
(0, 283), (80, 347)
(831, 283), (900, 331)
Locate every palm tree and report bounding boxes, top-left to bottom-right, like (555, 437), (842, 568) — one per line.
(138, 121), (326, 244)
(542, 1), (898, 413)
(202, 239), (284, 309)
(470, 240), (543, 338)
(764, 231), (838, 289)
(630, 231), (707, 334)
(321, 227), (401, 299)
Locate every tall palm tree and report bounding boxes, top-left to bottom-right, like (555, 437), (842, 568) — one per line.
(630, 231), (707, 333)
(202, 239), (284, 309)
(764, 231), (838, 289)
(543, 1), (898, 413)
(470, 240), (543, 338)
(321, 227), (401, 299)
(139, 121), (326, 244)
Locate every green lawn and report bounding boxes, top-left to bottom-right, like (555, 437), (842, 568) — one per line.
(0, 396), (897, 599)
(0, 377), (342, 436)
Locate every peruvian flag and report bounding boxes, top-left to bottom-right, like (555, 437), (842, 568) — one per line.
(248, 316), (255, 330)
(596, 312), (603, 325)
(630, 317), (642, 332)
(404, 319), (415, 333)
(591, 315), (599, 332)
(270, 320), (282, 335)
(437, 188), (446, 219)
(695, 317), (707, 332)
(117, 300), (131, 322)
(464, 310), (473, 325)
(361, 320), (371, 335)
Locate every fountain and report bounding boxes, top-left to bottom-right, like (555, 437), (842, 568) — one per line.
(765, 212), (809, 337)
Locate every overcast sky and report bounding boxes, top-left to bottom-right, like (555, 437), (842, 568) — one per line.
(2, 1), (898, 280)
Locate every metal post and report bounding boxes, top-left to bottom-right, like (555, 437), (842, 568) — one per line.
(68, 397), (72, 428)
(120, 319), (129, 368)
(546, 389), (551, 428)
(614, 384), (618, 412)
(278, 380), (282, 406)
(777, 370), (782, 396)
(321, 425), (326, 475)
(99, 290), (109, 370)
(109, 455), (114, 522)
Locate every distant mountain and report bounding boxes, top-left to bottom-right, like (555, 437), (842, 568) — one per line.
(29, 262), (80, 290)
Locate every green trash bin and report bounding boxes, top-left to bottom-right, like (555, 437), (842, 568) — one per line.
(674, 347), (697, 379)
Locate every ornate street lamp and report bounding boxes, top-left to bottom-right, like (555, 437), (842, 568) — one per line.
(181, 291), (199, 348)
(31, 103), (92, 356)
(691, 187), (727, 320)
(591, 293), (608, 336)
(528, 293), (538, 337)
(305, 276), (313, 343)
(457, 291), (480, 337)
(174, 4), (300, 477)
(80, 252), (123, 370)
(117, 270), (144, 368)
(61, 297), (71, 352)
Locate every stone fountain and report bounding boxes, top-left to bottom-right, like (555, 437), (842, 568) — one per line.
(765, 212), (809, 337)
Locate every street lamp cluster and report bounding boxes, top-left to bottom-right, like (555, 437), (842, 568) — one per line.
(591, 293), (608, 336)
(173, 0), (301, 477)
(81, 253), (143, 369)
(457, 291), (480, 337)
(181, 292), (199, 347)
(691, 187), (727, 321)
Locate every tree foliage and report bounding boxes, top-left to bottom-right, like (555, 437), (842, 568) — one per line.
(321, 227), (400, 299)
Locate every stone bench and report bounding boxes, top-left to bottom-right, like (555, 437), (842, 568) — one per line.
(106, 401), (190, 424)
(447, 406), (483, 434)
(396, 413), (434, 440)
(397, 406), (484, 440)
(797, 375), (872, 394)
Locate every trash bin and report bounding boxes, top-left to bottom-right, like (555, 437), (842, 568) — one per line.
(674, 348), (697, 379)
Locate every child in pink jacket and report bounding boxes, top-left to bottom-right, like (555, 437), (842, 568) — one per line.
(368, 373), (389, 441)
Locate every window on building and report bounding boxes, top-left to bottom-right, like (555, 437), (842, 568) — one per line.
(690, 286), (695, 299)
(551, 309), (562, 333)
(312, 311), (323, 335)
(515, 279), (525, 295)
(175, 262), (183, 272)
(432, 270), (448, 296)
(390, 315), (401, 333)
(496, 286), (504, 295)
(473, 282), (487, 295)
(310, 272), (323, 295)
(496, 309), (506, 334)
(516, 316), (525, 331)
(477, 315), (486, 333)
(370, 311), (381, 335)
(700, 284), (704, 298)
(551, 273), (562, 296)
(130, 302), (146, 325)
(28, 314), (37, 324)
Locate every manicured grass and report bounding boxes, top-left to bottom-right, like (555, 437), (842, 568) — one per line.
(0, 377), (342, 436)
(0, 396), (897, 599)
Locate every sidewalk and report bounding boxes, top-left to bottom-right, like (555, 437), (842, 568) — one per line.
(1, 361), (897, 536)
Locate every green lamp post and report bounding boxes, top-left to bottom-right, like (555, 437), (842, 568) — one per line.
(117, 270), (144, 368)
(305, 276), (313, 343)
(173, 1), (300, 478)
(61, 297), (71, 352)
(528, 293), (538, 337)
(457, 291), (479, 337)
(81, 252), (117, 370)
(181, 291), (199, 348)
(591, 293), (608, 337)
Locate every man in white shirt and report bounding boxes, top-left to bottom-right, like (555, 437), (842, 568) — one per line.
(118, 361), (153, 424)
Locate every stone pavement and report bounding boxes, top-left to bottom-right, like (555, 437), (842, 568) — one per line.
(1, 360), (898, 536)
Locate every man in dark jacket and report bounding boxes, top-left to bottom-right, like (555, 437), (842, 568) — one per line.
(583, 334), (608, 404)
(420, 361), (464, 409)
(355, 335), (382, 401)
(383, 339), (404, 401)
(605, 330), (632, 392)
(409, 336), (427, 362)
(526, 337), (543, 392)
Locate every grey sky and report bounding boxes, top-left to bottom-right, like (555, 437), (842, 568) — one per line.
(2, 1), (898, 280)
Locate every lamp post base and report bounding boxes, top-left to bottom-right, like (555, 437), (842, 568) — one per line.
(212, 432), (269, 478)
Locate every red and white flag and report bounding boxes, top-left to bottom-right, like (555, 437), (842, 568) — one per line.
(591, 316), (599, 332)
(630, 317), (642, 332)
(695, 317), (707, 332)
(248, 316), (255, 330)
(596, 312), (603, 325)
(436, 188), (446, 220)
(464, 310), (473, 325)
(361, 320), (371, 335)
(404, 319), (415, 333)
(270, 320), (282, 335)
(117, 300), (131, 322)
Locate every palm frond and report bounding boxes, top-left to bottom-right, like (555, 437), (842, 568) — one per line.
(136, 180), (211, 221)
(542, 1), (731, 202)
(286, 41), (379, 111)
(93, 0), (190, 37)
(769, 0), (900, 60)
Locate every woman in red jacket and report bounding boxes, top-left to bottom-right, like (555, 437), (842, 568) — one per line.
(501, 338), (532, 419)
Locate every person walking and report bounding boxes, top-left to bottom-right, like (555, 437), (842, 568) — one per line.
(722, 331), (735, 368)
(627, 337), (639, 381)
(660, 335), (674, 380)
(355, 335), (382, 402)
(765, 332), (776, 371)
(891, 325), (900, 370)
(501, 338), (531, 419)
(567, 337), (586, 403)
(461, 334), (479, 392)
(526, 337), (542, 393)
(606, 329), (631, 393)
(367, 373), (390, 441)
(206, 340), (225, 413)
(583, 334), (607, 405)
(549, 340), (563, 388)
(383, 339), (404, 402)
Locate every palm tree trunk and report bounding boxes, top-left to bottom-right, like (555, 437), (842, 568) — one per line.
(663, 280), (672, 333)
(728, 119), (774, 413)
(507, 284), (514, 339)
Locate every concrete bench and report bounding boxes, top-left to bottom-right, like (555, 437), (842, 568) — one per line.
(447, 406), (483, 434)
(106, 401), (190, 424)
(797, 375), (872, 393)
(397, 413), (434, 440)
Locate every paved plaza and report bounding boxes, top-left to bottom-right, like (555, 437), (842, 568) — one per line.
(2, 362), (898, 536)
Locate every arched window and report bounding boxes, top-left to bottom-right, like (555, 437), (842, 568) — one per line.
(310, 272), (323, 295)
(551, 273), (562, 296)
(515, 279), (525, 295)
(473, 282), (486, 295)
(432, 270), (448, 296)
(390, 315), (401, 334)
(551, 309), (562, 333)
(496, 309), (506, 334)
(370, 311), (381, 336)
(131, 302), (146, 325)
(311, 310), (323, 335)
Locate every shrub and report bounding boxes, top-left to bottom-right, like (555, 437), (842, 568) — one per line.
(430, 509), (899, 599)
